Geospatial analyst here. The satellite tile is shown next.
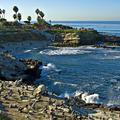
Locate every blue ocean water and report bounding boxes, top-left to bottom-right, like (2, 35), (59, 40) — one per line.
(3, 21), (120, 105)
(52, 21), (120, 36)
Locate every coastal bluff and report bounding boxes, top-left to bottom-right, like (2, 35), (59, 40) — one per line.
(0, 31), (47, 43)
(51, 29), (100, 47)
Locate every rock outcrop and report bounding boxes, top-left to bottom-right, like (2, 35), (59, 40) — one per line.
(33, 84), (46, 96)
(53, 31), (100, 47)
(0, 52), (42, 84)
(102, 35), (120, 44)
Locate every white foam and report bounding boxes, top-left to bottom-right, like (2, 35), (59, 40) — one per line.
(101, 55), (120, 60)
(74, 90), (83, 97)
(54, 82), (77, 87)
(58, 92), (71, 99)
(105, 50), (120, 53)
(54, 82), (62, 85)
(81, 93), (99, 103)
(40, 63), (61, 77)
(33, 48), (38, 50)
(24, 50), (32, 53)
(58, 90), (99, 104)
(39, 47), (91, 56)
(84, 46), (97, 50)
(42, 63), (56, 71)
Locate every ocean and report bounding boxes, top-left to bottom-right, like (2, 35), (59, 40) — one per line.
(52, 21), (120, 36)
(4, 21), (120, 106)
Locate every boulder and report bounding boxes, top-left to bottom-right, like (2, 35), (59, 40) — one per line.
(33, 84), (46, 96)
(0, 52), (42, 84)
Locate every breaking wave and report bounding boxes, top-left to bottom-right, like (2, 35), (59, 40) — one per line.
(40, 63), (61, 77)
(39, 47), (92, 56)
(59, 90), (99, 104)
(54, 81), (77, 87)
(24, 49), (32, 53)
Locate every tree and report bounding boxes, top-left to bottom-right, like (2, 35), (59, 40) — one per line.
(0, 9), (2, 19)
(18, 13), (22, 22)
(39, 11), (45, 19)
(37, 16), (41, 22)
(2, 9), (5, 18)
(13, 14), (17, 21)
(35, 9), (40, 16)
(13, 6), (19, 21)
(27, 16), (32, 24)
(13, 6), (19, 14)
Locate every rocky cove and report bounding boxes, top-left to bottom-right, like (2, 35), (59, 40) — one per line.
(1, 36), (120, 120)
(1, 22), (120, 120)
(0, 3), (120, 119)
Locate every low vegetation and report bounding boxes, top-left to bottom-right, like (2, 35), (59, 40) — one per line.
(0, 112), (11, 120)
(48, 28), (98, 34)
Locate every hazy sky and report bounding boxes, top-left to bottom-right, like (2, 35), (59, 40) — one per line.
(0, 0), (120, 21)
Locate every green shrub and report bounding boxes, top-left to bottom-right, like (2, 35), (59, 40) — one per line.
(0, 113), (11, 120)
(47, 28), (98, 34)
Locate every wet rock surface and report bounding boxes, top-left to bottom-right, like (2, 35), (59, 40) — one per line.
(0, 52), (42, 84)
(0, 79), (86, 120)
(1, 79), (120, 120)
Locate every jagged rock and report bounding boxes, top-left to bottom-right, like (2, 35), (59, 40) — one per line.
(33, 84), (46, 96)
(0, 52), (42, 84)
(108, 105), (120, 111)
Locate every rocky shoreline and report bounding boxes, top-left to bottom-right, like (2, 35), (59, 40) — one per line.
(1, 79), (120, 120)
(48, 29), (120, 47)
(1, 28), (120, 47)
(0, 51), (120, 120)
(0, 79), (87, 120)
(1, 29), (120, 119)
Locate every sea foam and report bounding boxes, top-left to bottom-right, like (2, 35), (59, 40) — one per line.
(39, 47), (91, 56)
(40, 63), (61, 77)
(59, 90), (99, 104)
(24, 49), (32, 53)
(81, 93), (99, 103)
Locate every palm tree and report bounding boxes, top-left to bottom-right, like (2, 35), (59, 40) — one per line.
(2, 9), (5, 18)
(0, 9), (2, 19)
(13, 6), (19, 14)
(27, 16), (32, 24)
(35, 9), (40, 16)
(39, 11), (44, 19)
(13, 6), (19, 21)
(37, 16), (41, 22)
(13, 14), (17, 21)
(18, 13), (22, 22)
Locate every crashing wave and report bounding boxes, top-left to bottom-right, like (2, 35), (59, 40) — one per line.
(41, 63), (56, 71)
(58, 90), (99, 104)
(39, 47), (91, 56)
(40, 63), (61, 76)
(81, 93), (99, 104)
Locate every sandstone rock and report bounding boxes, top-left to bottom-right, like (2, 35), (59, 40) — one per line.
(54, 31), (99, 47)
(33, 84), (46, 96)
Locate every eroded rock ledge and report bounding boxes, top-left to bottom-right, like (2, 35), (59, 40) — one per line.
(49, 29), (120, 47)
(52, 30), (100, 47)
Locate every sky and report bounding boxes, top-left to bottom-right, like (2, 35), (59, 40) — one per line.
(0, 0), (120, 21)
